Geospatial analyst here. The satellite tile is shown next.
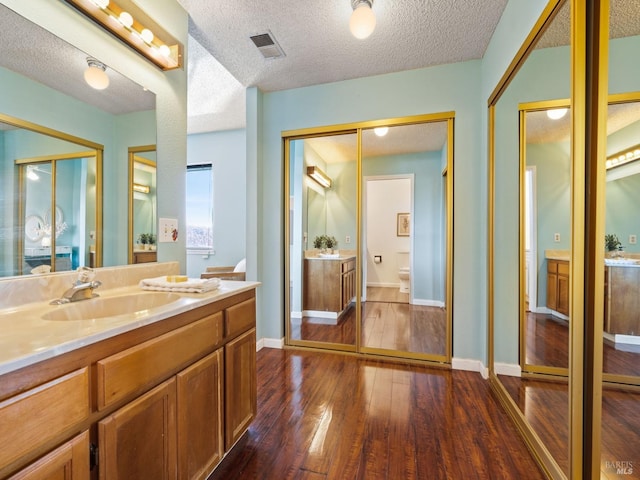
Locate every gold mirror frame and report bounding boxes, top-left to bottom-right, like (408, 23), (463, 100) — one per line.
(283, 112), (454, 365)
(2, 112), (104, 272)
(128, 145), (157, 265)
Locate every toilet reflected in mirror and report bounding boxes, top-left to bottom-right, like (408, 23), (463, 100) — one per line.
(396, 251), (410, 294)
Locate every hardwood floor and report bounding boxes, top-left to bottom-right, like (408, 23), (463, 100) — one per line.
(290, 287), (446, 355)
(362, 301), (446, 354)
(209, 348), (544, 480)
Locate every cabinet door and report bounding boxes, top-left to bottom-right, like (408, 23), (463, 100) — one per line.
(8, 431), (89, 480)
(225, 328), (256, 450)
(176, 349), (224, 480)
(546, 272), (557, 311)
(557, 274), (570, 316)
(99, 378), (176, 480)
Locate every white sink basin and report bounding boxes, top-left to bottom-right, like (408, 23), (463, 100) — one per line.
(42, 292), (182, 321)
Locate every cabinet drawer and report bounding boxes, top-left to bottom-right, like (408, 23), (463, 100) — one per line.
(97, 313), (222, 410)
(547, 260), (558, 273)
(225, 297), (256, 338)
(557, 261), (569, 276)
(0, 368), (89, 468)
(342, 259), (355, 273)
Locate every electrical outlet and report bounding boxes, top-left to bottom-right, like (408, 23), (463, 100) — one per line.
(554, 233), (561, 242)
(630, 234), (637, 245)
(345, 235), (351, 244)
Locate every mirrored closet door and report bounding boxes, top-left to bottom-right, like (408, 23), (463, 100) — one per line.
(284, 114), (453, 363)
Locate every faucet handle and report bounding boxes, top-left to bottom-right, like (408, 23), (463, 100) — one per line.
(77, 266), (95, 283)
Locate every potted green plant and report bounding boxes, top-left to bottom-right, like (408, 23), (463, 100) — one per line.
(313, 234), (327, 250)
(148, 233), (157, 251)
(605, 234), (622, 257)
(325, 235), (338, 253)
(138, 233), (149, 249)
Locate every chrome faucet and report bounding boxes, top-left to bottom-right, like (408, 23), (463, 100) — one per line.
(50, 267), (102, 305)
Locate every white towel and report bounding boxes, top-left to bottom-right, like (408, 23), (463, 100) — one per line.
(139, 276), (221, 293)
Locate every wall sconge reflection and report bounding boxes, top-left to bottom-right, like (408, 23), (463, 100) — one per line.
(63, 0), (183, 70)
(606, 144), (640, 170)
(133, 182), (150, 194)
(307, 166), (332, 188)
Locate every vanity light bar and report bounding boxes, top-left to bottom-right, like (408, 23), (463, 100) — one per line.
(133, 182), (150, 194)
(606, 144), (640, 170)
(307, 166), (332, 188)
(63, 0), (183, 71)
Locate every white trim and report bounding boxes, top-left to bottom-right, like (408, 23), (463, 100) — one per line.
(604, 332), (640, 347)
(494, 362), (522, 377)
(257, 337), (284, 351)
(535, 306), (569, 321)
(291, 310), (302, 319)
(412, 299), (445, 308)
(452, 358), (488, 378)
(366, 282), (400, 288)
(525, 166), (538, 313)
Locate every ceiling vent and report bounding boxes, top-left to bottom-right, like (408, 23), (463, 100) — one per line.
(250, 31), (285, 59)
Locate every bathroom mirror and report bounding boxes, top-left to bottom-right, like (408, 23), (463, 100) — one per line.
(286, 131), (358, 350)
(490, 0), (571, 476)
(128, 146), (157, 264)
(360, 120), (453, 361)
(0, 3), (156, 278)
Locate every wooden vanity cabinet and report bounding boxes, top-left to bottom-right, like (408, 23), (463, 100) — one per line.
(547, 259), (569, 317)
(303, 257), (356, 313)
(7, 431), (90, 480)
(99, 378), (177, 480)
(0, 288), (257, 480)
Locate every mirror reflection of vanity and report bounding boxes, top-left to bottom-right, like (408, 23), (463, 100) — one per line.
(128, 146), (157, 264)
(0, 4), (157, 277)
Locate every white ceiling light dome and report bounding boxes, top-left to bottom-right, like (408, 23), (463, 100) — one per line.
(546, 108), (568, 120)
(350, 0), (376, 40)
(84, 58), (110, 90)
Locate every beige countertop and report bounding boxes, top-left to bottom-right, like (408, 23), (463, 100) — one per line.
(545, 249), (570, 261)
(305, 255), (356, 261)
(0, 279), (260, 376)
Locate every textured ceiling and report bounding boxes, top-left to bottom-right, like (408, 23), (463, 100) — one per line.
(0, 5), (154, 116)
(179, 0), (510, 93)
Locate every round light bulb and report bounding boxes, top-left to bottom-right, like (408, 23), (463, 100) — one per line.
(350, 2), (376, 40)
(119, 11), (134, 28)
(93, 0), (109, 8)
(546, 108), (568, 120)
(374, 126), (389, 137)
(84, 64), (110, 90)
(158, 44), (171, 57)
(140, 28), (154, 43)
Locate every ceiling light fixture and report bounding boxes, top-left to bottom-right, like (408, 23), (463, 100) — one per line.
(84, 57), (110, 90)
(26, 166), (39, 181)
(133, 183), (150, 194)
(350, 0), (376, 40)
(374, 126), (389, 137)
(307, 166), (332, 189)
(546, 107), (568, 120)
(606, 145), (640, 170)
(64, 0), (183, 70)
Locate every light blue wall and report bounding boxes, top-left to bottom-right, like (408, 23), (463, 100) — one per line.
(251, 59), (485, 360)
(185, 129), (247, 277)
